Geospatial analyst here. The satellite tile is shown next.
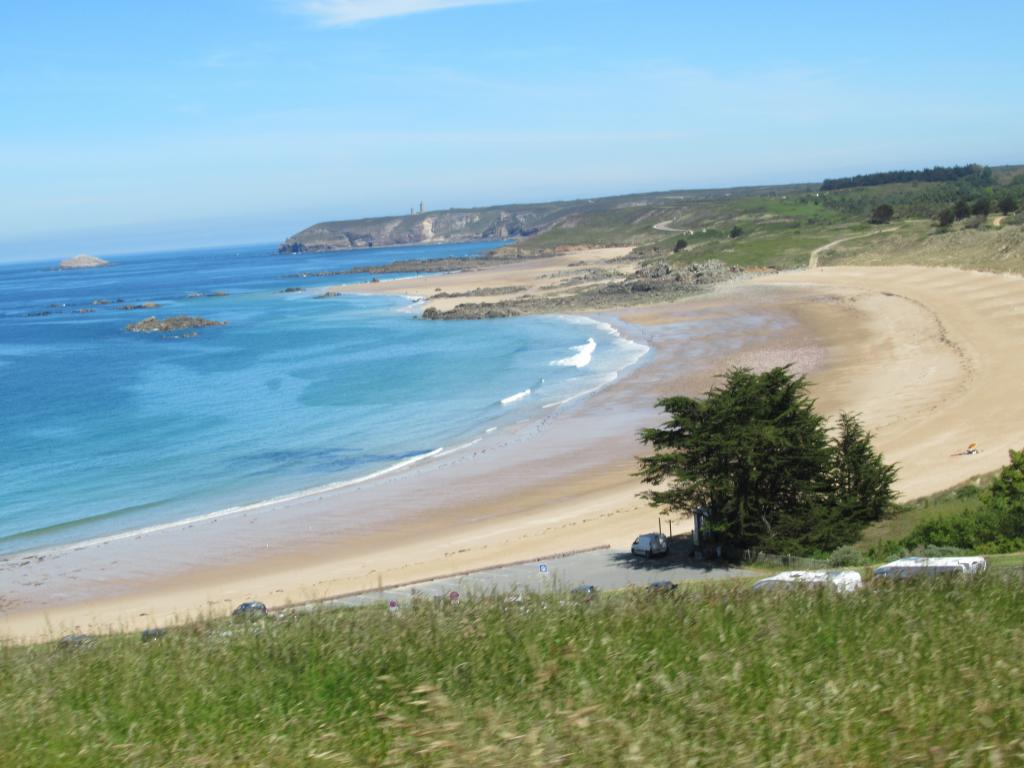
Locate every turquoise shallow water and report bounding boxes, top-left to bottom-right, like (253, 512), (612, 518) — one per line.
(0, 242), (646, 555)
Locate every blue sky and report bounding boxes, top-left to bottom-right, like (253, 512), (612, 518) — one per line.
(1, 0), (1023, 261)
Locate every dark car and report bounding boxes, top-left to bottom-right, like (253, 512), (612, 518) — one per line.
(232, 601), (268, 618)
(571, 584), (598, 601)
(648, 580), (676, 593)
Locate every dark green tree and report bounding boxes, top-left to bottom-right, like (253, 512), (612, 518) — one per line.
(673, 238), (688, 252)
(638, 367), (898, 555)
(986, 449), (1024, 519)
(937, 208), (955, 227)
(729, 225), (743, 239)
(869, 204), (894, 224)
(972, 198), (991, 216)
(953, 199), (972, 220)
(998, 195), (1019, 215)
(825, 413), (898, 540)
(639, 367), (829, 553)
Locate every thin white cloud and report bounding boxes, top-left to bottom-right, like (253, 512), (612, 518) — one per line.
(297, 0), (515, 26)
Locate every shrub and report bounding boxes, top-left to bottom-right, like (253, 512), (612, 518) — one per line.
(869, 204), (894, 224)
(910, 544), (970, 557)
(673, 238), (688, 252)
(901, 448), (1024, 553)
(729, 225), (743, 239)
(828, 545), (867, 567)
(936, 208), (955, 227)
(866, 538), (907, 562)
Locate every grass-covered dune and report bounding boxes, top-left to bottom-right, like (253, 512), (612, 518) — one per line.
(3, 576), (1024, 766)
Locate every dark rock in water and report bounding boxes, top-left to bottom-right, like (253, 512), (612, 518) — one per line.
(77, 308), (95, 314)
(126, 315), (227, 333)
(116, 302), (161, 311)
(141, 627), (167, 642)
(422, 305), (522, 320)
(314, 290), (344, 300)
(210, 291), (228, 297)
(279, 287), (304, 293)
(92, 299), (111, 305)
(59, 254), (109, 270)
(27, 310), (54, 317)
(232, 601), (268, 618)
(57, 634), (94, 649)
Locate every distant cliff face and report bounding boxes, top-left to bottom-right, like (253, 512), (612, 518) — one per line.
(279, 209), (552, 253)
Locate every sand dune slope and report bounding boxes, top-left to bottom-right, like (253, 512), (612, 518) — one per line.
(756, 266), (1024, 499)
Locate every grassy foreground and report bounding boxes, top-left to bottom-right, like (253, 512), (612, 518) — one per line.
(3, 577), (1024, 767)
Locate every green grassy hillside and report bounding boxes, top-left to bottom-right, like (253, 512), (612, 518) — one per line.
(283, 164), (1024, 274)
(4, 576), (1024, 766)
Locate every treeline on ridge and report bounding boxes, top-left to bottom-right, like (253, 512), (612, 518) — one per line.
(821, 163), (990, 191)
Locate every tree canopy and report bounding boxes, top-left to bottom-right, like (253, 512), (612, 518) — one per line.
(638, 367), (897, 555)
(869, 204), (894, 224)
(821, 164), (989, 191)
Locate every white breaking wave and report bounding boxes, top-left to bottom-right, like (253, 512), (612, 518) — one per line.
(500, 388), (532, 405)
(551, 337), (596, 368)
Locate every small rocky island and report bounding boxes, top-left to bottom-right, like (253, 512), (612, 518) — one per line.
(125, 315), (227, 334)
(59, 254), (109, 270)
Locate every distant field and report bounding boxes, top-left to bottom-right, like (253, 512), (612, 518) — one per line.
(3, 576), (1024, 766)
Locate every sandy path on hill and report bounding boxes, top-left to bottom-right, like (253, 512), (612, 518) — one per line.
(3, 259), (1024, 641)
(808, 228), (897, 268)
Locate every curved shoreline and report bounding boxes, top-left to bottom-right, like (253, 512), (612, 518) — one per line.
(5, 262), (1024, 641)
(0, 308), (650, 563)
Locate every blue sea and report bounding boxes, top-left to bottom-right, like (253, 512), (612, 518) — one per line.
(0, 242), (646, 556)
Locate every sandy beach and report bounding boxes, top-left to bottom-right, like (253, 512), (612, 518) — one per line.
(3, 251), (1024, 642)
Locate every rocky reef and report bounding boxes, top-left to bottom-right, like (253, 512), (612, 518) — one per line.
(125, 316), (227, 333)
(420, 260), (740, 320)
(59, 254), (109, 270)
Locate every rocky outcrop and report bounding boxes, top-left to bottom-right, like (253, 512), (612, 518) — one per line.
(422, 305), (523, 320)
(59, 254), (109, 270)
(420, 260), (739, 320)
(126, 316), (227, 333)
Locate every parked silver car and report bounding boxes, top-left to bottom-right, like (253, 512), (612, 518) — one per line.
(631, 532), (669, 558)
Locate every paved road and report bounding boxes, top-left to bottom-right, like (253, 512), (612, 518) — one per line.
(305, 542), (756, 611)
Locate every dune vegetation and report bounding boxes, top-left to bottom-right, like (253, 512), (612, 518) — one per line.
(3, 574), (1024, 767)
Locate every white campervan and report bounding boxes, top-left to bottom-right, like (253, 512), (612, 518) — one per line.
(752, 570), (863, 593)
(873, 556), (987, 579)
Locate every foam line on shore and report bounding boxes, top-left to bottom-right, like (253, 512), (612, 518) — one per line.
(0, 447), (449, 562)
